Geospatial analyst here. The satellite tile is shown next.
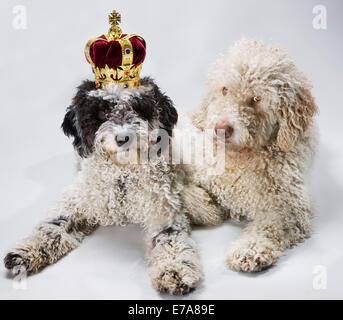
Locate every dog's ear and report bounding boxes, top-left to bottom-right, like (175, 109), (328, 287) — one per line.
(147, 83), (177, 136)
(138, 77), (178, 136)
(61, 80), (98, 158)
(276, 87), (318, 151)
(158, 92), (178, 137)
(61, 105), (86, 157)
(61, 106), (77, 138)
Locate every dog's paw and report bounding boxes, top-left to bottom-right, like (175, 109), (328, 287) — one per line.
(152, 262), (202, 295)
(226, 241), (280, 272)
(155, 270), (195, 295)
(4, 252), (28, 275)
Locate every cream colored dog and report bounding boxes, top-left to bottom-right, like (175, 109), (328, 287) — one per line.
(185, 39), (318, 272)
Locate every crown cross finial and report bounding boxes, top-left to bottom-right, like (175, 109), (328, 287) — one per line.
(107, 10), (122, 40)
(109, 10), (121, 26)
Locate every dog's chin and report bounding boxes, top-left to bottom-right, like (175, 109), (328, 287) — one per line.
(215, 134), (240, 149)
(226, 138), (268, 152)
(216, 130), (253, 151)
(103, 151), (133, 165)
(225, 142), (244, 152)
(100, 146), (149, 165)
(220, 137), (249, 152)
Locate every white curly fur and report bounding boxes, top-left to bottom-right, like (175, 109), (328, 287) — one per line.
(185, 39), (319, 272)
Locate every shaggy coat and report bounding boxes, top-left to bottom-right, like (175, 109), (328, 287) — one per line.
(4, 77), (203, 295)
(186, 39), (318, 272)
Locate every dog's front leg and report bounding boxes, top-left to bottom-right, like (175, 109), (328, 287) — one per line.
(181, 184), (229, 226)
(145, 215), (203, 295)
(4, 192), (98, 275)
(225, 203), (312, 272)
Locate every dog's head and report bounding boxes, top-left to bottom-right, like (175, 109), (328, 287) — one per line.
(193, 39), (318, 151)
(62, 77), (177, 163)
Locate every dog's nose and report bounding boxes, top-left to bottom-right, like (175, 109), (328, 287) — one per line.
(115, 134), (130, 147)
(214, 120), (234, 140)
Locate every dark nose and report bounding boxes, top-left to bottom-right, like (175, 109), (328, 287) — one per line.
(214, 120), (234, 140)
(115, 134), (130, 147)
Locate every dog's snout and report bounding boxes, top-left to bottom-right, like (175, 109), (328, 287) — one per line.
(215, 120), (234, 140)
(115, 134), (130, 147)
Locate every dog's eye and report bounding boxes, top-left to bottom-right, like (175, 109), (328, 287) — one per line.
(221, 86), (229, 96)
(98, 110), (109, 121)
(251, 96), (262, 104)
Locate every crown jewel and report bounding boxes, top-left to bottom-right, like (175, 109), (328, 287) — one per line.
(85, 10), (146, 89)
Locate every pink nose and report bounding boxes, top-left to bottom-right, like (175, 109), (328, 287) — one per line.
(214, 120), (234, 139)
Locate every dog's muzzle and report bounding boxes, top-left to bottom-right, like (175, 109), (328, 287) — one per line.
(214, 119), (234, 143)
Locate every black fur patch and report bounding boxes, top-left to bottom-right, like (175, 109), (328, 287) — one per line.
(117, 173), (128, 197)
(48, 219), (62, 226)
(62, 80), (110, 157)
(39, 247), (50, 258)
(152, 226), (181, 248)
(61, 77), (178, 158)
(161, 226), (176, 235)
(135, 77), (178, 137)
(4, 253), (23, 270)
(47, 216), (68, 227)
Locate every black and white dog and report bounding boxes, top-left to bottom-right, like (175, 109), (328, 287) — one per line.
(4, 77), (203, 295)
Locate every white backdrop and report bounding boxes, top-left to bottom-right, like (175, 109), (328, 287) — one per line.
(0, 0), (342, 299)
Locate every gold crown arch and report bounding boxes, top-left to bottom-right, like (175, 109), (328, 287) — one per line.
(85, 10), (144, 89)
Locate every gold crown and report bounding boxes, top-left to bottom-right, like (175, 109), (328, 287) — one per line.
(85, 10), (146, 89)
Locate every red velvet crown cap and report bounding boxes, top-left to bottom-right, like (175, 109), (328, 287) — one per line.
(86, 34), (146, 69)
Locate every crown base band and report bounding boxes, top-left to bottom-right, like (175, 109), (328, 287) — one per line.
(93, 64), (142, 89)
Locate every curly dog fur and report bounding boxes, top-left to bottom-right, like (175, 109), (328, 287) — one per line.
(186, 39), (319, 272)
(4, 77), (204, 295)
